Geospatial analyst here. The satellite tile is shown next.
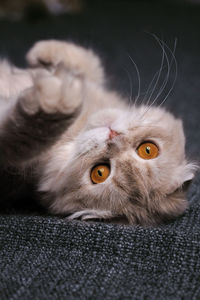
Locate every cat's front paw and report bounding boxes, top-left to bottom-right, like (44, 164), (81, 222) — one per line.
(27, 40), (104, 84)
(67, 209), (114, 221)
(20, 67), (83, 115)
(26, 40), (60, 67)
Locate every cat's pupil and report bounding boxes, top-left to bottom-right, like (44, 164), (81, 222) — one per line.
(146, 146), (151, 154)
(98, 170), (103, 176)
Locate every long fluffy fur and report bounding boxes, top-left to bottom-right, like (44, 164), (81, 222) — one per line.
(0, 40), (197, 225)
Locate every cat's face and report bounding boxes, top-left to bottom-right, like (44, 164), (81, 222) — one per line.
(41, 106), (195, 225)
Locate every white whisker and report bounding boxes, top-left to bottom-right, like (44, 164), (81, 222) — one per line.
(145, 37), (170, 108)
(145, 37), (165, 107)
(142, 68), (162, 104)
(123, 67), (133, 108)
(152, 35), (175, 104)
(127, 54), (141, 107)
(157, 38), (178, 108)
(139, 35), (177, 121)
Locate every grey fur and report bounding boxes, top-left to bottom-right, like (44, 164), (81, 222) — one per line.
(0, 40), (197, 225)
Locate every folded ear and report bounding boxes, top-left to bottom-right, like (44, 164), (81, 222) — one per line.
(156, 162), (198, 222)
(131, 162), (199, 226)
(181, 162), (198, 192)
(167, 162), (198, 195)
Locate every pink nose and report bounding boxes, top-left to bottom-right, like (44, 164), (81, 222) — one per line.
(109, 129), (119, 140)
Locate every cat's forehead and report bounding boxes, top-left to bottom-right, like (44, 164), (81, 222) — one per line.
(131, 106), (180, 126)
(73, 105), (185, 164)
(112, 106), (183, 140)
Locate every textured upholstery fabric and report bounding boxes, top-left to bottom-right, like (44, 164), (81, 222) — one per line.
(0, 1), (200, 299)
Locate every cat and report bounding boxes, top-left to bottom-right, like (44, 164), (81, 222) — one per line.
(0, 40), (197, 225)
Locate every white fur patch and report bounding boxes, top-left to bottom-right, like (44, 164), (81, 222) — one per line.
(76, 127), (110, 155)
(39, 142), (75, 192)
(67, 209), (113, 221)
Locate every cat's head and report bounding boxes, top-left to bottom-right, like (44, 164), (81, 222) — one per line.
(40, 106), (196, 225)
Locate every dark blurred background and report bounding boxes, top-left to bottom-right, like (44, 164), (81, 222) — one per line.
(0, 3), (200, 298)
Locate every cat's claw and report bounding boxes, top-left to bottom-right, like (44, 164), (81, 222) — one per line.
(20, 67), (83, 115)
(26, 40), (104, 84)
(26, 40), (59, 67)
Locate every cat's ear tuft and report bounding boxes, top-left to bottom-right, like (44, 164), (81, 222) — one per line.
(169, 162), (198, 195)
(183, 162), (198, 181)
(181, 162), (199, 191)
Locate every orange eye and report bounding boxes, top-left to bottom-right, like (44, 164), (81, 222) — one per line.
(137, 142), (159, 160)
(91, 164), (110, 184)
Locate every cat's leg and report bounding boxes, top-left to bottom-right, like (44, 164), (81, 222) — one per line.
(0, 67), (83, 167)
(26, 40), (105, 85)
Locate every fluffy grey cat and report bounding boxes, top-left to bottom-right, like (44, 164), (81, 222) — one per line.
(0, 40), (196, 225)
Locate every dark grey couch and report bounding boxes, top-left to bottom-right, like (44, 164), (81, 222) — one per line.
(0, 1), (200, 299)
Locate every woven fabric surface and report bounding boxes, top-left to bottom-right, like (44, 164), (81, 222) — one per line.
(0, 1), (200, 299)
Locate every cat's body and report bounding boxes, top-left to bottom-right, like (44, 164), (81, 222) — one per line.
(0, 40), (196, 225)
